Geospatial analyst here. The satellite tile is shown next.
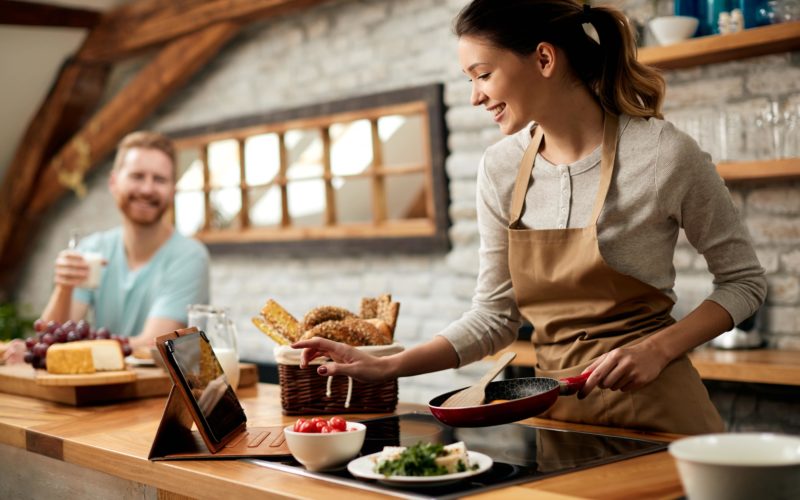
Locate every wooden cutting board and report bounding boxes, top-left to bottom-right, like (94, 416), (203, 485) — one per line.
(35, 370), (138, 386)
(0, 362), (258, 406)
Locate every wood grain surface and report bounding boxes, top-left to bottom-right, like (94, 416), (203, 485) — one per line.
(35, 370), (138, 386)
(0, 382), (686, 499)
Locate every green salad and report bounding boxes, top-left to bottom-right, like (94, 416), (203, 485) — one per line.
(375, 442), (476, 477)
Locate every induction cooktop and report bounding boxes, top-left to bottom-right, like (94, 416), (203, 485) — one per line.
(250, 412), (667, 499)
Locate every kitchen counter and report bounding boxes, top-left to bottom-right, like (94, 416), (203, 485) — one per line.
(491, 340), (800, 386)
(0, 383), (685, 499)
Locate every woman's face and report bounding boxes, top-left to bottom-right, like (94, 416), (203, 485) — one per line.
(458, 35), (544, 135)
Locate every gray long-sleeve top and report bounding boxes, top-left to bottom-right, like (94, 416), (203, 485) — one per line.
(438, 115), (767, 366)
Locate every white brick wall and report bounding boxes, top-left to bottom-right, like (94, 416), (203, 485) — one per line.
(14, 0), (800, 403)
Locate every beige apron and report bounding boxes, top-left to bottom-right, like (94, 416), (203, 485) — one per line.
(507, 113), (723, 435)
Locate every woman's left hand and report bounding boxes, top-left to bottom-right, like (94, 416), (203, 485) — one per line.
(577, 341), (669, 399)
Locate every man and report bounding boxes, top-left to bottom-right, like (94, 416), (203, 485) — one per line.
(39, 131), (209, 351)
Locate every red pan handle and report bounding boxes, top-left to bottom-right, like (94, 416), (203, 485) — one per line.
(558, 371), (591, 395)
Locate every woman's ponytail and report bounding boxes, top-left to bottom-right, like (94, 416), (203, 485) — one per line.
(587, 6), (665, 119)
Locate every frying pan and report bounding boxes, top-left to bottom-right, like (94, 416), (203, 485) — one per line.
(428, 372), (590, 428)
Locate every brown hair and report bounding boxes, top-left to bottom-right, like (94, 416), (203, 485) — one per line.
(454, 0), (665, 119)
(113, 131), (177, 179)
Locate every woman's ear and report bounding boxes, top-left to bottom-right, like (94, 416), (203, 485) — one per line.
(534, 42), (557, 77)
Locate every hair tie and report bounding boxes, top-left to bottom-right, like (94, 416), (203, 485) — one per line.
(581, 1), (600, 44)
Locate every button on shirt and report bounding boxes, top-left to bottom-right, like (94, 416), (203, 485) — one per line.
(526, 147), (602, 231)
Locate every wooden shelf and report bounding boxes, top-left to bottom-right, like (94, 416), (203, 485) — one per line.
(717, 158), (800, 181)
(639, 21), (800, 69)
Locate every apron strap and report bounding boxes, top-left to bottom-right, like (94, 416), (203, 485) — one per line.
(509, 113), (620, 229)
(589, 112), (619, 226)
(509, 125), (544, 228)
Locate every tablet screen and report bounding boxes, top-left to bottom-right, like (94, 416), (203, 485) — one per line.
(166, 332), (246, 443)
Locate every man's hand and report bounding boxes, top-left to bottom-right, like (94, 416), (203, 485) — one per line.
(53, 250), (90, 289)
(578, 341), (670, 398)
(292, 337), (393, 382)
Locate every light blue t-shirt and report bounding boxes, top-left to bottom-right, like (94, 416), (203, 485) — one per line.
(73, 228), (210, 337)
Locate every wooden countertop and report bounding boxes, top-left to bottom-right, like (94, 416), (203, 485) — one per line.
(0, 383), (686, 499)
(491, 341), (800, 387)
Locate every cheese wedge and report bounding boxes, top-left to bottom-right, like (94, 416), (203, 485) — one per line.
(47, 340), (125, 374)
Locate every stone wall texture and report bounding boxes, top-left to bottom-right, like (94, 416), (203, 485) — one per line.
(15, 0), (800, 412)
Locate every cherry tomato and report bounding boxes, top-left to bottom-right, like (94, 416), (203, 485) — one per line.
(299, 421), (316, 433)
(320, 425), (332, 433)
(293, 418), (307, 432)
(310, 417), (325, 424)
(329, 416), (347, 431)
(314, 420), (327, 432)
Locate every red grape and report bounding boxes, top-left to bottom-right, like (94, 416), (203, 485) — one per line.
(95, 327), (110, 340)
(45, 320), (60, 334)
(32, 342), (49, 358)
(53, 328), (68, 343)
(23, 352), (34, 364)
(33, 319), (45, 333)
(24, 337), (36, 349)
(41, 333), (55, 346)
(62, 320), (77, 333)
(76, 320), (90, 339)
(66, 331), (80, 342)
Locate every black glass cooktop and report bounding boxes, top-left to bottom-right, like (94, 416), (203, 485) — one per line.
(250, 412), (667, 499)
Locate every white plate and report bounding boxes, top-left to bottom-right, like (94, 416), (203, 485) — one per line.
(347, 450), (492, 486)
(125, 356), (155, 367)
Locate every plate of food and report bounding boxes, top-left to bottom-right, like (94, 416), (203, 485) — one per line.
(347, 442), (492, 486)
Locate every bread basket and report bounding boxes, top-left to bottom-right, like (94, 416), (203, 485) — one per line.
(274, 344), (404, 415)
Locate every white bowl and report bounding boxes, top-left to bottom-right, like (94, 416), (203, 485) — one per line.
(284, 422), (366, 471)
(649, 16), (699, 46)
(669, 433), (800, 500)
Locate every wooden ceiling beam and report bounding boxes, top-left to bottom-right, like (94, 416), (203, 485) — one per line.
(0, 0), (102, 29)
(0, 59), (110, 278)
(77, 0), (329, 62)
(26, 21), (241, 218)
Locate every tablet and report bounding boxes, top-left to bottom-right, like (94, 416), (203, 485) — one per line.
(164, 331), (247, 446)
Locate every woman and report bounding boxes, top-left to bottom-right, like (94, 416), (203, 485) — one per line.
(293, 0), (766, 434)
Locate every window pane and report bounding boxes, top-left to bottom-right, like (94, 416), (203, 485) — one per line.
(378, 114), (425, 167)
(245, 133), (280, 186)
(285, 129), (323, 180)
(330, 119), (372, 176)
(175, 191), (205, 236)
(248, 185), (283, 228)
(386, 172), (427, 220)
(287, 179), (325, 227)
(333, 176), (371, 224)
(176, 149), (204, 191)
(207, 139), (241, 188)
(209, 187), (242, 230)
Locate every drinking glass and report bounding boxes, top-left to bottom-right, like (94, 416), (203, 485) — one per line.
(187, 305), (240, 389)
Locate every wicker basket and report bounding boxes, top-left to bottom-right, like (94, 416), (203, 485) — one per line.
(275, 344), (403, 415)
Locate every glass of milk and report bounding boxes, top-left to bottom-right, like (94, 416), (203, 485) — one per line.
(67, 230), (104, 289)
(187, 305), (240, 390)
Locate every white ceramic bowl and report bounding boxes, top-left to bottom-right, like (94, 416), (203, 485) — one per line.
(669, 433), (800, 500)
(284, 422), (366, 471)
(649, 16), (699, 46)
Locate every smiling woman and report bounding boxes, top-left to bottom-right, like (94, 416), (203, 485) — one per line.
(169, 84), (449, 252)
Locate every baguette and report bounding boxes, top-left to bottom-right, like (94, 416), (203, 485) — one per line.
(260, 299), (301, 342)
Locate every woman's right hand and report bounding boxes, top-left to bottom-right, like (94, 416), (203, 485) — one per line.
(292, 337), (395, 382)
(53, 250), (88, 288)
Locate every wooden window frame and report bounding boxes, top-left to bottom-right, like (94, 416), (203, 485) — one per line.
(168, 84), (449, 254)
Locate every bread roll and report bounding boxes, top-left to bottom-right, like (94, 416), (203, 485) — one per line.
(300, 318), (391, 346)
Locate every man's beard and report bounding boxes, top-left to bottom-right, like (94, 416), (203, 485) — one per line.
(118, 195), (169, 226)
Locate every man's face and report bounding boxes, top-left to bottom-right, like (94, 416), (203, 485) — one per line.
(109, 147), (176, 227)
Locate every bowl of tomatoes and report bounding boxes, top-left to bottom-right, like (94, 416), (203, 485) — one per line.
(284, 417), (366, 471)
